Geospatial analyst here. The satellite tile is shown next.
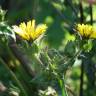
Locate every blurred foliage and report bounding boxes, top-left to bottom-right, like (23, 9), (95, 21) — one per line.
(0, 0), (96, 96)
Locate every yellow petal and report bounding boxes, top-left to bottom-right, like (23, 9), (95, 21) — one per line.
(13, 25), (30, 40)
(90, 31), (96, 38)
(32, 19), (35, 29)
(77, 24), (84, 36)
(27, 21), (31, 29)
(26, 20), (31, 34)
(33, 24), (47, 40)
(19, 22), (26, 31)
(30, 20), (35, 39)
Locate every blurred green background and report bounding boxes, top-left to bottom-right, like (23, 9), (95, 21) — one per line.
(0, 0), (96, 96)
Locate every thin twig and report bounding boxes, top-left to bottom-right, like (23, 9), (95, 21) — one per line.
(79, 0), (84, 23)
(89, 4), (93, 25)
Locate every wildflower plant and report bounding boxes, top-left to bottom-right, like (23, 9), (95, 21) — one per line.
(74, 23), (96, 52)
(13, 20), (47, 42)
(76, 24), (96, 39)
(0, 2), (96, 96)
(74, 23), (96, 96)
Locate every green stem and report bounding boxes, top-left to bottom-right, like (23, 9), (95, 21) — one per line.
(89, 4), (93, 25)
(79, 1), (84, 96)
(58, 76), (68, 96)
(0, 58), (28, 96)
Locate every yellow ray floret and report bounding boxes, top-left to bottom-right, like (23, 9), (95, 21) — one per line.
(13, 19), (47, 41)
(76, 24), (96, 39)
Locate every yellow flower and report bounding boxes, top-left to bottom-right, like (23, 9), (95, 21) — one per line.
(76, 24), (96, 39)
(13, 19), (47, 41)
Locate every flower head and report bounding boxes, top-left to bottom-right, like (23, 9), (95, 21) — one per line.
(76, 24), (96, 39)
(13, 19), (47, 41)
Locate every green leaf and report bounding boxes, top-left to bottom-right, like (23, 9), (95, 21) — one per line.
(83, 40), (93, 52)
(0, 22), (16, 41)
